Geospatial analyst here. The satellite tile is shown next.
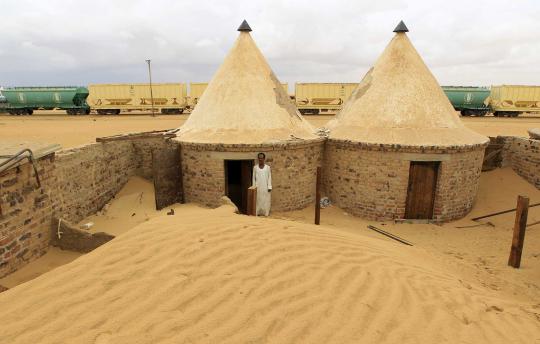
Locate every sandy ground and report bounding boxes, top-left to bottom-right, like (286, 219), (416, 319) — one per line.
(0, 168), (539, 343)
(1, 112), (539, 148)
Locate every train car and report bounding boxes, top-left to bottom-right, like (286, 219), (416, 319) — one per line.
(88, 83), (187, 114)
(188, 82), (289, 109)
(188, 82), (209, 109)
(294, 83), (358, 115)
(489, 85), (540, 117)
(0, 92), (7, 113)
(2, 87), (90, 115)
(441, 86), (491, 116)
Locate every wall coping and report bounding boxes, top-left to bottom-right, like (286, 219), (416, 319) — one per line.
(178, 137), (325, 151)
(326, 138), (488, 153)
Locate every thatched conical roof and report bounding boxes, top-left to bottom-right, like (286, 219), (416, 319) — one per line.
(177, 22), (317, 144)
(327, 23), (488, 147)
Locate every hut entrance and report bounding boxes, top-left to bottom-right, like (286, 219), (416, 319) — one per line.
(225, 160), (253, 214)
(405, 161), (440, 219)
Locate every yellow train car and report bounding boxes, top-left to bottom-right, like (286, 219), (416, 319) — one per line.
(88, 83), (188, 114)
(294, 82), (358, 115)
(490, 85), (540, 117)
(188, 82), (289, 109)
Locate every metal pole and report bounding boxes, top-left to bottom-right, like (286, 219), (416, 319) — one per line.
(146, 59), (156, 117)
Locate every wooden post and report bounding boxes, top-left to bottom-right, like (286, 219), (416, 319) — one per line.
(315, 167), (322, 225)
(508, 195), (529, 268)
(247, 187), (257, 216)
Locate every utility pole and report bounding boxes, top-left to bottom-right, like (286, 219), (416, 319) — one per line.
(146, 59), (156, 117)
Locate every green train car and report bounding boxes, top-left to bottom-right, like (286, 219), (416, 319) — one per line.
(442, 86), (491, 116)
(3, 86), (90, 115)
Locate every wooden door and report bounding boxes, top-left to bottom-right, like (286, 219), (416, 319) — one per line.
(405, 161), (439, 219)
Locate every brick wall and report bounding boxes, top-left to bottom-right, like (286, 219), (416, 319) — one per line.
(180, 139), (324, 212)
(0, 155), (57, 277)
(433, 149), (485, 221)
(324, 140), (485, 222)
(55, 142), (137, 223)
(498, 136), (540, 189)
(0, 136), (173, 278)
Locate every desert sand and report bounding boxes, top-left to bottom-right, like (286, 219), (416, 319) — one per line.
(0, 168), (539, 343)
(1, 113), (539, 148)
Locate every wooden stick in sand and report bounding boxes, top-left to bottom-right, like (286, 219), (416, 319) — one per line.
(315, 167), (321, 225)
(471, 202), (540, 221)
(367, 225), (413, 246)
(508, 195), (529, 268)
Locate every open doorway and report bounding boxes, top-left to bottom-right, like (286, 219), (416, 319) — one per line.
(405, 161), (440, 219)
(225, 160), (254, 214)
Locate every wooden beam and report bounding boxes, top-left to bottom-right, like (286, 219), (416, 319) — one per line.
(508, 195), (529, 268)
(367, 225), (413, 246)
(471, 202), (540, 221)
(96, 129), (176, 142)
(315, 166), (322, 225)
(247, 187), (257, 216)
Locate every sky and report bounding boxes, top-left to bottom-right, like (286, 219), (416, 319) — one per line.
(1, 0), (539, 88)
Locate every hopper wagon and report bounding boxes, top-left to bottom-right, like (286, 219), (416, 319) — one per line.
(294, 83), (358, 115)
(2, 87), (90, 115)
(87, 83), (188, 114)
(489, 85), (540, 117)
(441, 86), (491, 116)
(188, 82), (289, 110)
(0, 93), (7, 113)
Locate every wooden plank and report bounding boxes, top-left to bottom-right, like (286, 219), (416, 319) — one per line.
(405, 162), (439, 219)
(152, 144), (183, 210)
(471, 202), (540, 221)
(367, 225), (413, 246)
(247, 187), (257, 216)
(96, 129), (176, 142)
(315, 166), (321, 225)
(508, 195), (529, 268)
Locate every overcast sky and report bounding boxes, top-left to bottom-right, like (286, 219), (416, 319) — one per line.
(1, 0), (539, 88)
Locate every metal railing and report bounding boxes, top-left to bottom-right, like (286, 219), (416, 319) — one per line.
(0, 148), (41, 188)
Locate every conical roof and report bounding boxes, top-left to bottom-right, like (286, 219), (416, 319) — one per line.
(327, 23), (488, 147)
(177, 22), (317, 144)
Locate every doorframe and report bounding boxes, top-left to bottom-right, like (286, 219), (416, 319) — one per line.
(223, 159), (255, 214)
(404, 160), (441, 219)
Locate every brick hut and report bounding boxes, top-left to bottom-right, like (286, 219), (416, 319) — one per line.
(324, 21), (489, 222)
(175, 21), (324, 214)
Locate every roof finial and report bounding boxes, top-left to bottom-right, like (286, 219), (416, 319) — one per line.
(237, 20), (252, 32)
(393, 20), (409, 33)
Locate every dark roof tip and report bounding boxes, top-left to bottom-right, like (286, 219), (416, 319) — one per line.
(237, 20), (252, 32)
(393, 20), (409, 33)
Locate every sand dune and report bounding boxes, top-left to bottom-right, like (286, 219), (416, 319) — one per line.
(1, 204), (538, 343)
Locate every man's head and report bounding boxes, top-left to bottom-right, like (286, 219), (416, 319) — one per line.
(257, 152), (266, 165)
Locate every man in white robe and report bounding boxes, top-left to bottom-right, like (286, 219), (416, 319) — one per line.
(252, 152), (272, 216)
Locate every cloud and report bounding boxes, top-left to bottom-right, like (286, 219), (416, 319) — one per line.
(0, 0), (538, 86)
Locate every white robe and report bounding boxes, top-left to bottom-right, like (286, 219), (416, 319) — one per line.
(252, 164), (272, 216)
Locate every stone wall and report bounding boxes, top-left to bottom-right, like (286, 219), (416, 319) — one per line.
(432, 149), (485, 221)
(0, 154), (57, 277)
(324, 140), (485, 222)
(180, 139), (324, 212)
(55, 142), (138, 223)
(497, 136), (540, 189)
(50, 217), (115, 253)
